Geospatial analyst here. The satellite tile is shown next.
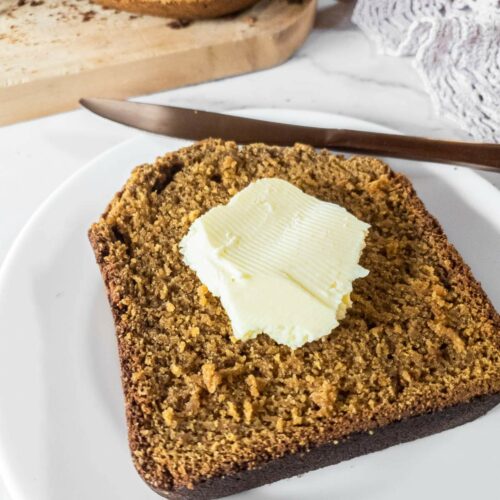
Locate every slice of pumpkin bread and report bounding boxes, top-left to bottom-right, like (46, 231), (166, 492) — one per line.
(89, 139), (500, 499)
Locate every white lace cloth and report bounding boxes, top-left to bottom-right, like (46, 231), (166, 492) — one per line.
(352, 0), (500, 142)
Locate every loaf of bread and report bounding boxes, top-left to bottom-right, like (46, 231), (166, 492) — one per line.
(91, 0), (259, 19)
(89, 139), (500, 499)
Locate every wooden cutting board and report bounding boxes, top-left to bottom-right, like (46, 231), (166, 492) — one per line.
(0, 0), (315, 126)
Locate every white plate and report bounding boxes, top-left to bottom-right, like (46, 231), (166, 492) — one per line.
(0, 109), (499, 500)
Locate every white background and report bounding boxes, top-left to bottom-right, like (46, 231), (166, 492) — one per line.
(0, 1), (498, 498)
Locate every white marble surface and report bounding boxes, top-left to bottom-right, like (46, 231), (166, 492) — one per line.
(0, 1), (498, 498)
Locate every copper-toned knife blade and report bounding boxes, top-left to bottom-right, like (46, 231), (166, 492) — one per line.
(79, 98), (331, 147)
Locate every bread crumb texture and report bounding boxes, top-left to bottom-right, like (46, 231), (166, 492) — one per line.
(89, 139), (500, 493)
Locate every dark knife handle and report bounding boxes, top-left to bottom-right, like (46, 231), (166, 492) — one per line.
(326, 130), (500, 173)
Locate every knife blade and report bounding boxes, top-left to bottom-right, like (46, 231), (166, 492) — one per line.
(79, 98), (500, 172)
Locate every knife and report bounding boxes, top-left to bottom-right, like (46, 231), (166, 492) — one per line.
(80, 98), (500, 173)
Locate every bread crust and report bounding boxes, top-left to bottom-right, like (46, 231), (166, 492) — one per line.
(147, 392), (500, 499)
(91, 0), (259, 19)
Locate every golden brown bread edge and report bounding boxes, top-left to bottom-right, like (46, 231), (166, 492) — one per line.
(91, 0), (259, 19)
(88, 150), (500, 499)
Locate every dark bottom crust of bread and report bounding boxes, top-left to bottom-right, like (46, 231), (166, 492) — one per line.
(152, 392), (500, 499)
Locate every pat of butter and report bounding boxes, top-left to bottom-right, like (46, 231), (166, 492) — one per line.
(180, 178), (369, 349)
